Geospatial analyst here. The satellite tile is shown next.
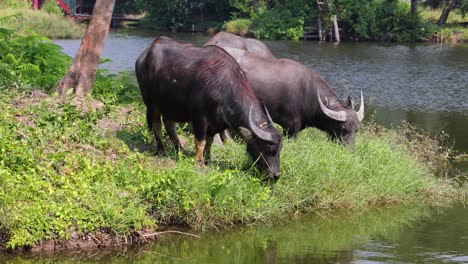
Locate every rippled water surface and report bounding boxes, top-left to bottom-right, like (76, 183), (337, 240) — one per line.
(24, 30), (466, 263)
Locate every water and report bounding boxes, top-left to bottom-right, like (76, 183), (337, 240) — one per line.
(20, 30), (466, 262)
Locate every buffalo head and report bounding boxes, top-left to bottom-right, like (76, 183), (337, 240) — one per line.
(317, 90), (365, 146)
(239, 105), (283, 181)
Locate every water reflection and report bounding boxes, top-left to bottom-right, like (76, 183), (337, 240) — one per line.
(2, 205), (441, 263)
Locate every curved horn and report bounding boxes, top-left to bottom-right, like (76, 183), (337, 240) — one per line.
(263, 105), (274, 125)
(356, 91), (365, 122)
(249, 105), (273, 141)
(317, 90), (347, 122)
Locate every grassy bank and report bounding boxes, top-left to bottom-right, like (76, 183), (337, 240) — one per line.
(0, 73), (463, 250)
(0, 7), (85, 39)
(420, 7), (468, 42)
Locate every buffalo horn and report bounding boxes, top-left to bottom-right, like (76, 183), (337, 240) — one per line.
(264, 105), (274, 125)
(249, 105), (273, 141)
(356, 91), (365, 122)
(317, 90), (347, 122)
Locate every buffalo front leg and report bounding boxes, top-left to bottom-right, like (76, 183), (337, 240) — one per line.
(163, 119), (183, 152)
(147, 107), (164, 154)
(194, 137), (206, 166)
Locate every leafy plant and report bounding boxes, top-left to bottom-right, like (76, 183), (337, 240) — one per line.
(374, 0), (431, 42)
(0, 30), (71, 90)
(146, 0), (191, 30)
(251, 5), (305, 40)
(42, 0), (63, 15)
(222, 18), (252, 36)
(0, 0), (30, 9)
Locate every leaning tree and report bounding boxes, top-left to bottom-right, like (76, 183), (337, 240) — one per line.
(437, 0), (457, 25)
(56, 0), (116, 102)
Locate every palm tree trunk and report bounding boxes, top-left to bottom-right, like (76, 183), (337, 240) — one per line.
(56, 0), (116, 98)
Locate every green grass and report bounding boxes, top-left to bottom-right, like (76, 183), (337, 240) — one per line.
(0, 7), (85, 39)
(0, 74), (462, 249)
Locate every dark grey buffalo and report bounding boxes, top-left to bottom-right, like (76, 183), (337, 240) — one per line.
(203, 44), (364, 146)
(135, 37), (283, 180)
(206, 31), (275, 59)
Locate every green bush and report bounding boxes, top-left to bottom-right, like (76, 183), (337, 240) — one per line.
(146, 0), (191, 30)
(335, 0), (434, 42)
(222, 18), (252, 36)
(334, 0), (379, 40)
(251, 5), (305, 40)
(0, 29), (71, 90)
(375, 0), (433, 42)
(42, 0), (63, 15)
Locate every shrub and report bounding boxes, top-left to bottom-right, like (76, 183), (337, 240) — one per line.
(222, 18), (252, 36)
(375, 0), (433, 42)
(42, 0), (63, 15)
(0, 28), (72, 90)
(146, 0), (191, 31)
(251, 6), (305, 40)
(336, 0), (434, 42)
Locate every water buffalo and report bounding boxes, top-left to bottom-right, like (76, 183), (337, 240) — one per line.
(135, 37), (283, 180)
(205, 32), (275, 59)
(204, 46), (364, 146)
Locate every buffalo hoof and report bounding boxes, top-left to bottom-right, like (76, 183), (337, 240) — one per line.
(156, 146), (165, 155)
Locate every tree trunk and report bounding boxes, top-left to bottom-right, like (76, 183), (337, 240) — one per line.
(411, 0), (418, 14)
(56, 0), (116, 98)
(332, 15), (340, 42)
(437, 0), (456, 26)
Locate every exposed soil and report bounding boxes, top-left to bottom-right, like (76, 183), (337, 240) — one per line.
(2, 228), (158, 253)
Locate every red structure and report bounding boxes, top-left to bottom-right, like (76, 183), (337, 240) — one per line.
(30, 0), (140, 25)
(33, 0), (39, 10)
(57, 0), (71, 15)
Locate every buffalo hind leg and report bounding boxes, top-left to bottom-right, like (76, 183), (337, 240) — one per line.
(163, 119), (183, 153)
(203, 136), (214, 165)
(194, 137), (206, 166)
(147, 107), (164, 154)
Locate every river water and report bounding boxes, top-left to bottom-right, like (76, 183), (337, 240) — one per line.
(17, 29), (466, 263)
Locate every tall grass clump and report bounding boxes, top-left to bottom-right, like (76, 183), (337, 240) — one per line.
(0, 7), (85, 39)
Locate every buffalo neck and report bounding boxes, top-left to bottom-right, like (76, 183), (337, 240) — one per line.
(223, 95), (265, 130)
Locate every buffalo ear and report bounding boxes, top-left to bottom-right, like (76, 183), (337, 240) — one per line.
(239, 127), (253, 142)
